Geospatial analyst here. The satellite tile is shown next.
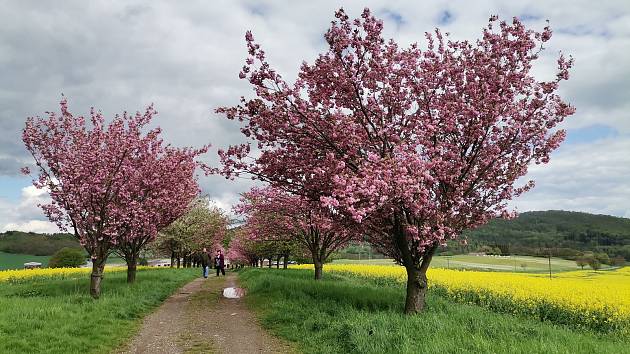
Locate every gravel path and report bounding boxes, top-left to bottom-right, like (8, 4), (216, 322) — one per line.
(118, 272), (293, 354)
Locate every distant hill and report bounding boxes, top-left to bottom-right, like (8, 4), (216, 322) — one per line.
(0, 231), (79, 256)
(3, 210), (630, 260)
(463, 211), (630, 259)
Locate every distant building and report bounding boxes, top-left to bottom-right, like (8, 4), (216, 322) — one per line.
(148, 259), (171, 267)
(23, 262), (42, 269)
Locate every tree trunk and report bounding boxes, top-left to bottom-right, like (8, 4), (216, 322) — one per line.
(125, 252), (138, 283)
(127, 261), (137, 283)
(403, 265), (428, 314)
(176, 256), (181, 268)
(268, 258), (272, 268)
(392, 212), (437, 314)
(314, 261), (323, 280)
(170, 251), (175, 268)
(90, 258), (106, 299)
(311, 247), (324, 280)
(276, 255), (281, 269)
(283, 253), (289, 269)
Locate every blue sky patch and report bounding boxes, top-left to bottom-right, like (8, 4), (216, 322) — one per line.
(438, 10), (454, 25)
(518, 13), (542, 22)
(564, 124), (618, 145)
(0, 175), (32, 203)
(381, 9), (404, 28)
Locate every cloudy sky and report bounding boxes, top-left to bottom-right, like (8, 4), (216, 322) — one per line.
(1, 0), (629, 233)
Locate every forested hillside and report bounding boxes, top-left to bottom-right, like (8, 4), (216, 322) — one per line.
(463, 211), (630, 259)
(4, 210), (630, 260)
(0, 231), (78, 256)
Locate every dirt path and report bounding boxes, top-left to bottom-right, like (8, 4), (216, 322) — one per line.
(118, 272), (293, 354)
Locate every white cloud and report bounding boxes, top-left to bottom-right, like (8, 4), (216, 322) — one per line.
(512, 137), (630, 217)
(2, 220), (59, 234)
(0, 185), (60, 233)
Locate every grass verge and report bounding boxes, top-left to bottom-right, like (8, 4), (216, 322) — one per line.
(239, 268), (628, 354)
(0, 267), (198, 353)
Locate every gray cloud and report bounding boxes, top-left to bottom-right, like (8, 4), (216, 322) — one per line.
(1, 0), (629, 231)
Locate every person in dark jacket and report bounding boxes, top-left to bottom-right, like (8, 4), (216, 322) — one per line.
(200, 248), (211, 278)
(214, 250), (225, 276)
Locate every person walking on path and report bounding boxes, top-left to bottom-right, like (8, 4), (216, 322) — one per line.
(214, 249), (225, 276)
(200, 248), (211, 278)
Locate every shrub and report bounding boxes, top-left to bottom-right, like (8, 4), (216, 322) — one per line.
(611, 255), (626, 267)
(48, 247), (86, 268)
(595, 252), (611, 265)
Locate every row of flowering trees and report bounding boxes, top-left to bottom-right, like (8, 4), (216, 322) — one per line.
(226, 229), (299, 269)
(233, 187), (357, 279)
(222, 8), (574, 313)
(23, 8), (574, 314)
(22, 100), (212, 297)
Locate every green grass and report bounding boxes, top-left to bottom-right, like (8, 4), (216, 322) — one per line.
(239, 268), (628, 354)
(0, 251), (51, 270)
(0, 252), (131, 271)
(333, 254), (598, 273)
(0, 267), (198, 353)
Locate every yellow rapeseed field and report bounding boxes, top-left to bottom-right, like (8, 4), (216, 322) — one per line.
(0, 266), (151, 282)
(292, 263), (630, 333)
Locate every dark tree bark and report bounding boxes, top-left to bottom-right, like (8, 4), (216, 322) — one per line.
(90, 257), (107, 299)
(392, 213), (437, 314)
(170, 251), (175, 268)
(276, 255), (281, 269)
(314, 259), (323, 280)
(403, 265), (429, 313)
(116, 234), (151, 284)
(127, 261), (137, 283)
(283, 252), (289, 269)
(125, 252), (138, 283)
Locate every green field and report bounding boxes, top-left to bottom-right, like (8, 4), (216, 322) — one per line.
(332, 254), (604, 273)
(0, 267), (198, 353)
(0, 251), (50, 270)
(239, 268), (627, 354)
(0, 252), (128, 270)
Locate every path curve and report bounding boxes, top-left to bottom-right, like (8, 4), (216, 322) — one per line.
(118, 272), (293, 354)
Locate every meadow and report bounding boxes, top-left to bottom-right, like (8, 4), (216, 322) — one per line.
(239, 268), (629, 354)
(0, 251), (127, 270)
(0, 267), (197, 354)
(0, 251), (51, 270)
(332, 254), (600, 272)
